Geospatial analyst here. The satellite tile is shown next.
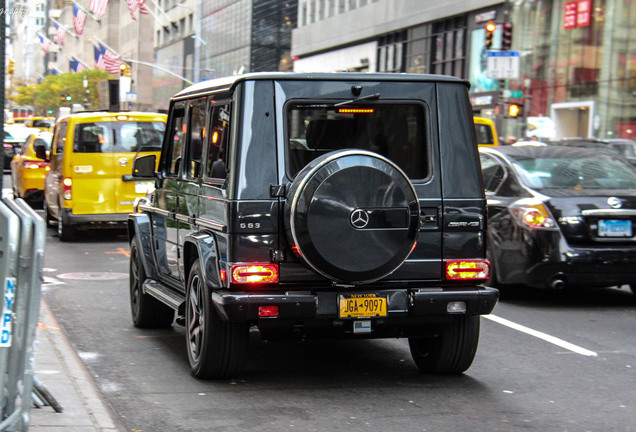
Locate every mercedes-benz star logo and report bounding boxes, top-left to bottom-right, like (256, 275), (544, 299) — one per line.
(350, 209), (370, 229)
(608, 197), (623, 209)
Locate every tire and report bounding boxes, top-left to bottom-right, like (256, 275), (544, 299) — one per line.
(43, 199), (56, 228)
(186, 259), (249, 379)
(408, 315), (481, 374)
(57, 212), (76, 241)
(129, 237), (174, 328)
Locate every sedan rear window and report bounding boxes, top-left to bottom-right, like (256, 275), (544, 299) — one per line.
(74, 121), (165, 153)
(286, 103), (427, 179)
(512, 155), (636, 190)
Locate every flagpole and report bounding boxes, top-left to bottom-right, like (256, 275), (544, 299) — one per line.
(122, 58), (194, 85)
(50, 17), (78, 37)
(71, 0), (101, 21)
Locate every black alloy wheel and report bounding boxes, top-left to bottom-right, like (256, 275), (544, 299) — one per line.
(129, 236), (174, 328)
(185, 259), (249, 379)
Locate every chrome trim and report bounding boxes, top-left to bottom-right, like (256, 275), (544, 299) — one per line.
(581, 209), (636, 217)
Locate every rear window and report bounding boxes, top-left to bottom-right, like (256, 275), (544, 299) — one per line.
(286, 103), (427, 179)
(475, 123), (494, 145)
(33, 119), (53, 128)
(73, 121), (165, 153)
(511, 154), (636, 190)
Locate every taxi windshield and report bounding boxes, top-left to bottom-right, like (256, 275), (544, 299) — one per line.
(74, 121), (165, 153)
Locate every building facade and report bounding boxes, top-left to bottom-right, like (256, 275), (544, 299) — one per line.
(292, 0), (636, 141)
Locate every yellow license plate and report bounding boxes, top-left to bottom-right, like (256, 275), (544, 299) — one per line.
(339, 294), (387, 318)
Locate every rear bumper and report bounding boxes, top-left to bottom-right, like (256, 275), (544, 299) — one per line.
(62, 208), (129, 226)
(211, 286), (499, 323)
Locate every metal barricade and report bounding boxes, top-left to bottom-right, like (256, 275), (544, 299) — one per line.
(1, 198), (46, 432)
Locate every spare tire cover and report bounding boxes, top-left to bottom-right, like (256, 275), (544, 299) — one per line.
(284, 150), (420, 284)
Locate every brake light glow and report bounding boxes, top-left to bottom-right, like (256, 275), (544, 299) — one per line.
(509, 198), (557, 229)
(337, 108), (374, 114)
(23, 161), (49, 169)
(63, 177), (72, 200)
(445, 259), (490, 280)
(231, 264), (279, 284)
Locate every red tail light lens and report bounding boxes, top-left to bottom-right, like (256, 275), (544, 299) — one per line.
(23, 160), (50, 169)
(62, 177), (72, 200)
(445, 259), (490, 280)
(231, 264), (279, 284)
(258, 306), (279, 317)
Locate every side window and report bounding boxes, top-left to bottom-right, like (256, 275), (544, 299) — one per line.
(166, 105), (186, 176)
(185, 98), (207, 179)
(205, 103), (231, 183)
(54, 122), (68, 154)
(480, 154), (505, 193)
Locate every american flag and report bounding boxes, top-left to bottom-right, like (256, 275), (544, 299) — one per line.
(37, 33), (50, 54)
(94, 44), (106, 69)
(89, 0), (109, 18)
(54, 23), (66, 46)
(70, 58), (86, 73)
(127, 0), (149, 20)
(103, 50), (122, 75)
(73, 4), (87, 35)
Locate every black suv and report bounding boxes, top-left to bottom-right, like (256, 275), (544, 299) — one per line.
(128, 72), (498, 379)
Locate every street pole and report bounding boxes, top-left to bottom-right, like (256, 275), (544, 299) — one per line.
(194, 0), (202, 83)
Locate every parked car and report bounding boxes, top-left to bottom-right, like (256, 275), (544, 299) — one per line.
(10, 131), (52, 205)
(547, 138), (625, 160)
(43, 111), (167, 241)
(127, 72), (499, 379)
(480, 145), (636, 293)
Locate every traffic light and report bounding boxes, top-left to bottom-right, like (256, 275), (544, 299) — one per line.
(65, 94), (72, 101)
(485, 21), (496, 49)
(7, 59), (15, 75)
(502, 22), (513, 50)
(120, 63), (131, 77)
(507, 103), (522, 118)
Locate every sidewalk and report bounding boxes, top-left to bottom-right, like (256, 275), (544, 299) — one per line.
(29, 301), (124, 432)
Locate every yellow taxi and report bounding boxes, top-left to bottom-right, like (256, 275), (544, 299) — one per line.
(10, 130), (52, 204)
(13, 116), (55, 130)
(473, 116), (498, 147)
(43, 111), (167, 241)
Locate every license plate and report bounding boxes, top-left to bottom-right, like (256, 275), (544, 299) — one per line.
(135, 181), (155, 194)
(338, 294), (387, 318)
(598, 219), (632, 237)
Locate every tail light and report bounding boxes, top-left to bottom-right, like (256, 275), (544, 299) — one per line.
(231, 264), (279, 284)
(23, 160), (50, 170)
(509, 198), (557, 229)
(445, 259), (490, 280)
(63, 177), (72, 200)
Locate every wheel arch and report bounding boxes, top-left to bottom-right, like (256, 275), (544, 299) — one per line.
(128, 213), (158, 280)
(183, 232), (221, 291)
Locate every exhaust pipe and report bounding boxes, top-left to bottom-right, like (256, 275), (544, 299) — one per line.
(549, 275), (567, 290)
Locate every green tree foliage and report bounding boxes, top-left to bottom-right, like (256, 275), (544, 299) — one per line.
(10, 69), (111, 115)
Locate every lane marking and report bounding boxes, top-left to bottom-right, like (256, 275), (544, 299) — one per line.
(484, 314), (598, 357)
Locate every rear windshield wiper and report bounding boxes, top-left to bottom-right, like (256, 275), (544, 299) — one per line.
(334, 93), (381, 107)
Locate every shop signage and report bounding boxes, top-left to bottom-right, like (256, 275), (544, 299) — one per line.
(564, 0), (592, 29)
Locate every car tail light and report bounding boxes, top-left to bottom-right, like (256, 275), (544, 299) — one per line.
(23, 160), (49, 169)
(231, 264), (279, 284)
(258, 306), (279, 317)
(509, 198), (557, 229)
(63, 177), (72, 200)
(445, 259), (490, 280)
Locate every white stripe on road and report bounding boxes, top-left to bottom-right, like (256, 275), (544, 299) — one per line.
(484, 314), (598, 357)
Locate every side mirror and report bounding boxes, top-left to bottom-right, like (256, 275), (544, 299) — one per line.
(34, 143), (47, 161)
(132, 154), (157, 178)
